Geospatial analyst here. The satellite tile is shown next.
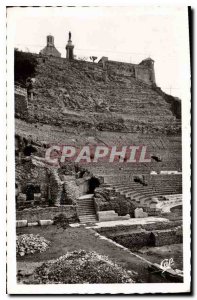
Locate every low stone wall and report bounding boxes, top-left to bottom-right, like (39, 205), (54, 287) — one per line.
(104, 227), (182, 249)
(16, 205), (77, 222)
(112, 232), (150, 248)
(153, 228), (182, 246)
(141, 220), (182, 231)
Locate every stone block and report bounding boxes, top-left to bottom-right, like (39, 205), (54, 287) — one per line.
(16, 220), (28, 227)
(97, 210), (130, 222)
(78, 194), (94, 200)
(97, 210), (118, 221)
(34, 193), (42, 201)
(134, 208), (148, 218)
(27, 222), (39, 227)
(17, 193), (27, 202)
(121, 214), (130, 220)
(98, 210), (116, 216)
(38, 220), (54, 226)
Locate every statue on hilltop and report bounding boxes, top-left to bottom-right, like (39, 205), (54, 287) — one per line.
(69, 31), (71, 41)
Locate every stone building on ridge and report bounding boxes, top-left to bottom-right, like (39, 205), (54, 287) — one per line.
(39, 35), (61, 57)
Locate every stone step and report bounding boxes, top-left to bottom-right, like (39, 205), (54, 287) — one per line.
(77, 205), (95, 209)
(115, 186), (132, 192)
(79, 216), (97, 223)
(77, 200), (94, 205)
(78, 194), (94, 200)
(120, 188), (155, 195)
(78, 211), (96, 216)
(125, 191), (143, 197)
(77, 209), (95, 213)
(77, 200), (94, 204)
(79, 215), (97, 219)
(78, 210), (95, 213)
(77, 204), (95, 209)
(77, 201), (95, 205)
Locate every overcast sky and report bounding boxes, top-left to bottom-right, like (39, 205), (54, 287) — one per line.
(8, 6), (190, 100)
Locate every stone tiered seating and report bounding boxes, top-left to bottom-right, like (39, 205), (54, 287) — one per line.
(162, 194), (182, 201)
(151, 194), (182, 213)
(103, 174), (182, 214)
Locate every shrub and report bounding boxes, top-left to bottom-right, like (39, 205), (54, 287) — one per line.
(14, 50), (38, 84)
(53, 213), (70, 230)
(30, 250), (135, 284)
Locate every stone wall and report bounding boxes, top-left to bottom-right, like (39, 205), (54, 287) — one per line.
(153, 228), (183, 246)
(48, 168), (63, 206)
(15, 93), (28, 119)
(134, 65), (153, 85)
(16, 158), (49, 199)
(112, 231), (150, 248)
(106, 60), (136, 79)
(100, 59), (154, 86)
(16, 205), (77, 222)
(62, 175), (82, 205)
(109, 227), (182, 249)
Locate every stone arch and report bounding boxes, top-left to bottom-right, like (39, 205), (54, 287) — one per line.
(148, 232), (156, 246)
(87, 177), (100, 194)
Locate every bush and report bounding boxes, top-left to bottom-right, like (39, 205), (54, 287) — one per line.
(30, 250), (135, 284)
(53, 213), (70, 230)
(14, 50), (38, 84)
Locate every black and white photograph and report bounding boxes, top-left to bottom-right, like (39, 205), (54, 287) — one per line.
(6, 3), (191, 294)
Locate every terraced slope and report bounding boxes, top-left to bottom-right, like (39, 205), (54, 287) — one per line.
(15, 52), (182, 180)
(15, 53), (181, 135)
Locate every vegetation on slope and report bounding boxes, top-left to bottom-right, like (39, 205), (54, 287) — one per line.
(14, 49), (38, 85)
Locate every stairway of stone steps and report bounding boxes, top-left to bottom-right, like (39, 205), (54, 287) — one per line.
(76, 194), (97, 223)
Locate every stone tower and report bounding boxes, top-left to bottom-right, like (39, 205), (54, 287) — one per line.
(66, 31), (74, 60)
(47, 35), (54, 47)
(139, 58), (156, 85)
(39, 35), (61, 57)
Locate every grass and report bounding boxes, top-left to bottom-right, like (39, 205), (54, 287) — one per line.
(17, 225), (174, 283)
(136, 244), (183, 270)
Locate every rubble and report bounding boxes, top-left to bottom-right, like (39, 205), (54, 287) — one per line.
(30, 250), (135, 284)
(16, 234), (51, 256)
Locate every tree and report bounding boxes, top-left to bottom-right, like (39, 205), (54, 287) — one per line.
(14, 49), (38, 85)
(90, 56), (97, 63)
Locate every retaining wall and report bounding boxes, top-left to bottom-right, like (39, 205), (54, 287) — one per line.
(16, 205), (77, 222)
(108, 228), (182, 249)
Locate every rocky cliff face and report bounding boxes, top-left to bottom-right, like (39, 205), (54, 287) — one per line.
(15, 53), (181, 135)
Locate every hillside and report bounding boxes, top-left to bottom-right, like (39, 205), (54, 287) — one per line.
(15, 51), (181, 136)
